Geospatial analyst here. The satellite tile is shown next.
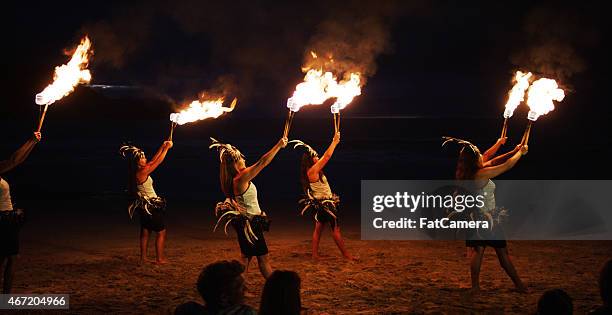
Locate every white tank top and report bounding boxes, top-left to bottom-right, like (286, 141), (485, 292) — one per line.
(309, 174), (333, 199)
(0, 177), (13, 211)
(479, 180), (496, 212)
(235, 182), (262, 216)
(136, 176), (158, 198)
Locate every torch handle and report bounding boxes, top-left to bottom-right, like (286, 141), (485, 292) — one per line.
(168, 122), (176, 141)
(500, 118), (508, 139)
(334, 112), (340, 133)
(283, 111), (295, 138)
(36, 104), (49, 133)
(521, 121), (533, 146)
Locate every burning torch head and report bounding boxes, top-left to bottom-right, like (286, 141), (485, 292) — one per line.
(287, 98), (300, 113)
(526, 78), (565, 121)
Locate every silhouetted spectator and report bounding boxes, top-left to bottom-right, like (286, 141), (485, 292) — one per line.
(589, 259), (612, 315)
(175, 260), (256, 315)
(259, 270), (302, 315)
(537, 289), (573, 315)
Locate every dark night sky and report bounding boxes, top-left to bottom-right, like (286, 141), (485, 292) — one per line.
(1, 0), (610, 205)
(2, 0), (609, 120)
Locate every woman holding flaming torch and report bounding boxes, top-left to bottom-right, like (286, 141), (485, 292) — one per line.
(211, 136), (287, 279)
(0, 131), (41, 293)
(119, 139), (173, 265)
(444, 136), (528, 293)
(290, 132), (354, 260)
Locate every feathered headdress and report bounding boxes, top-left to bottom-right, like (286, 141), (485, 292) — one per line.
(119, 144), (145, 162)
(288, 139), (318, 157)
(209, 137), (244, 162)
(441, 136), (480, 155)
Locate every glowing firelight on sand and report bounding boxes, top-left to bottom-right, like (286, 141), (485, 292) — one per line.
(35, 37), (93, 106)
(170, 98), (237, 125)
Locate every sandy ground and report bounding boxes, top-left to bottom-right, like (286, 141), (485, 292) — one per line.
(4, 208), (611, 315)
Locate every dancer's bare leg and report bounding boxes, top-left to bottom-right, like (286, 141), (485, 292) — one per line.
(331, 226), (354, 260)
(469, 246), (485, 292)
(312, 222), (324, 259)
(2, 256), (14, 294)
(242, 255), (252, 272)
(494, 247), (527, 293)
(240, 255), (256, 298)
(256, 254), (273, 279)
(139, 227), (150, 264)
(155, 229), (168, 264)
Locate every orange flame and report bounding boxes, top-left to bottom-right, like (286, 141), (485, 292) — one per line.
(329, 73), (361, 113)
(526, 78), (565, 121)
(170, 98), (236, 125)
(287, 51), (361, 113)
(503, 71), (532, 118)
(287, 69), (336, 112)
(35, 36), (92, 106)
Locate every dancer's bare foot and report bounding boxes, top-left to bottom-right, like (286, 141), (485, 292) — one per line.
(154, 258), (169, 265)
(312, 254), (321, 260)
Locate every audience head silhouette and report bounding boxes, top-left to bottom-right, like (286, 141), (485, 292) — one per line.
(259, 270), (301, 315)
(537, 289), (573, 315)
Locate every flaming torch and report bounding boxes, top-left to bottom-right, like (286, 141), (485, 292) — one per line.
(501, 71), (532, 138)
(284, 68), (335, 138)
(521, 78), (565, 145)
(328, 73), (361, 133)
(169, 98), (237, 140)
(35, 36), (93, 132)
(284, 51), (363, 136)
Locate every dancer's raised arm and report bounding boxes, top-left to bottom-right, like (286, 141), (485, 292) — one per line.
(0, 132), (41, 174)
(482, 137), (506, 162)
(476, 145), (527, 179)
(238, 137), (287, 184)
(137, 141), (173, 179)
(308, 132), (340, 178)
(484, 144), (522, 167)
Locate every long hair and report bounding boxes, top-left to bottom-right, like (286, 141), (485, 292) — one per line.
(259, 270), (301, 315)
(455, 146), (480, 180)
(119, 145), (144, 197)
(210, 138), (243, 200)
(300, 153), (324, 193)
(220, 154), (239, 200)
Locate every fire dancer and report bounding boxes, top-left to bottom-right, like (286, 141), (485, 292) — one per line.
(289, 132), (354, 260)
(443, 136), (528, 293)
(0, 131), (41, 293)
(119, 139), (173, 265)
(211, 136), (287, 279)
